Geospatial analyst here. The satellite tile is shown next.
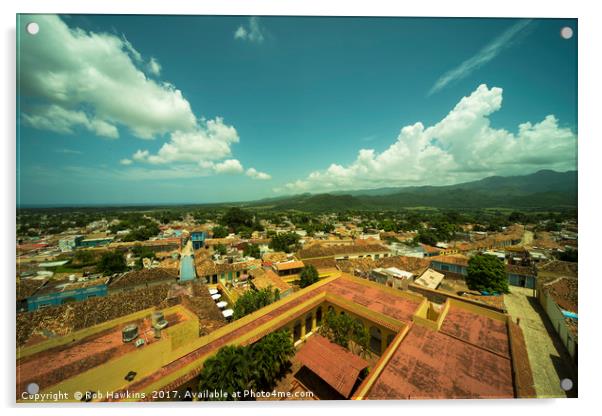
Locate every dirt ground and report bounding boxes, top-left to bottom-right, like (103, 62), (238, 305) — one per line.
(504, 286), (577, 398)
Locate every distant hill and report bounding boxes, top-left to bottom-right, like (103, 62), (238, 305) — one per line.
(246, 170), (577, 211)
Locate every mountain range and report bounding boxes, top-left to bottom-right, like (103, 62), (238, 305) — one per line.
(244, 170), (577, 211)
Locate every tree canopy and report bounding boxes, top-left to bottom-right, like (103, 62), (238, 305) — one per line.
(211, 225), (229, 238)
(96, 251), (127, 275)
(299, 265), (319, 288)
(318, 309), (371, 358)
(233, 287), (280, 319)
(197, 330), (295, 400)
(268, 232), (300, 253)
(466, 253), (509, 293)
(243, 243), (261, 259)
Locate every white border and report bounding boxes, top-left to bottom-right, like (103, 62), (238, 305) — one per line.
(2, 1), (600, 416)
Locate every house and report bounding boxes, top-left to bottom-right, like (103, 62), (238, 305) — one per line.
(429, 255), (469, 278)
(190, 230), (206, 250)
(272, 260), (305, 277)
(26, 278), (109, 311)
(58, 235), (84, 252)
(506, 264), (537, 289)
(297, 243), (390, 262)
(371, 267), (414, 290)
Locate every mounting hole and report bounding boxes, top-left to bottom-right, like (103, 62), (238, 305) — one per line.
(26, 22), (39, 35)
(560, 26), (573, 40)
(26, 382), (40, 394)
(560, 378), (573, 391)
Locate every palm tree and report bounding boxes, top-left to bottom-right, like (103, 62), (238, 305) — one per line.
(198, 345), (256, 400)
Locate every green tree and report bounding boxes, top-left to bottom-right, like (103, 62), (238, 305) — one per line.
(131, 245), (156, 269)
(249, 330), (295, 390)
(221, 207), (253, 232)
(268, 232), (300, 253)
(212, 225), (229, 238)
(466, 253), (509, 293)
(415, 229), (438, 246)
(243, 243), (261, 259)
(233, 287), (280, 319)
(73, 250), (97, 266)
(299, 265), (319, 288)
(214, 244), (228, 256)
(96, 251), (127, 275)
(197, 330), (294, 400)
(197, 345), (256, 400)
(318, 309), (371, 358)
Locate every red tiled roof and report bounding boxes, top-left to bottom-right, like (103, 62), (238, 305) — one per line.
(296, 335), (368, 398)
(273, 261), (305, 271)
(429, 255), (469, 267)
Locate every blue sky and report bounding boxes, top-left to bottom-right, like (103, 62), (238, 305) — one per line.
(17, 15), (577, 206)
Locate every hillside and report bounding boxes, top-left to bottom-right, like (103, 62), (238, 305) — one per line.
(247, 170), (577, 211)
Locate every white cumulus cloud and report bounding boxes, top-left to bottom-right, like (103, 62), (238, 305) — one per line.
(130, 117), (239, 165)
(213, 159), (244, 174)
(147, 57), (162, 76)
(246, 168), (272, 180)
(19, 14), (197, 139)
(281, 84), (577, 193)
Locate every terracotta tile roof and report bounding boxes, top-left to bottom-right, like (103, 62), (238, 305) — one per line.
(296, 335), (368, 398)
(204, 238), (240, 246)
(98, 274), (522, 401)
(17, 278), (47, 300)
(506, 264), (536, 276)
(302, 257), (338, 269)
(544, 277), (578, 313)
(109, 268), (177, 289)
(420, 244), (442, 254)
(377, 256), (431, 275)
(250, 269), (292, 294)
(297, 243), (389, 260)
(429, 254), (470, 267)
(537, 260), (578, 278)
(262, 251), (290, 264)
(195, 259), (261, 277)
(273, 260), (305, 271)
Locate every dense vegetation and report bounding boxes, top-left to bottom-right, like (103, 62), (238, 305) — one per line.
(466, 254), (509, 294)
(197, 330), (295, 400)
(243, 243), (261, 259)
(268, 232), (300, 253)
(96, 251), (128, 275)
(232, 287), (280, 319)
(318, 309), (372, 358)
(299, 265), (319, 288)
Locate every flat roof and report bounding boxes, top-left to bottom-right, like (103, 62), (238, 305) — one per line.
(366, 322), (514, 399)
(413, 269), (445, 290)
(17, 309), (189, 396)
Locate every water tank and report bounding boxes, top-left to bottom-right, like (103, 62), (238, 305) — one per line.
(122, 324), (139, 343)
(151, 311), (168, 330)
